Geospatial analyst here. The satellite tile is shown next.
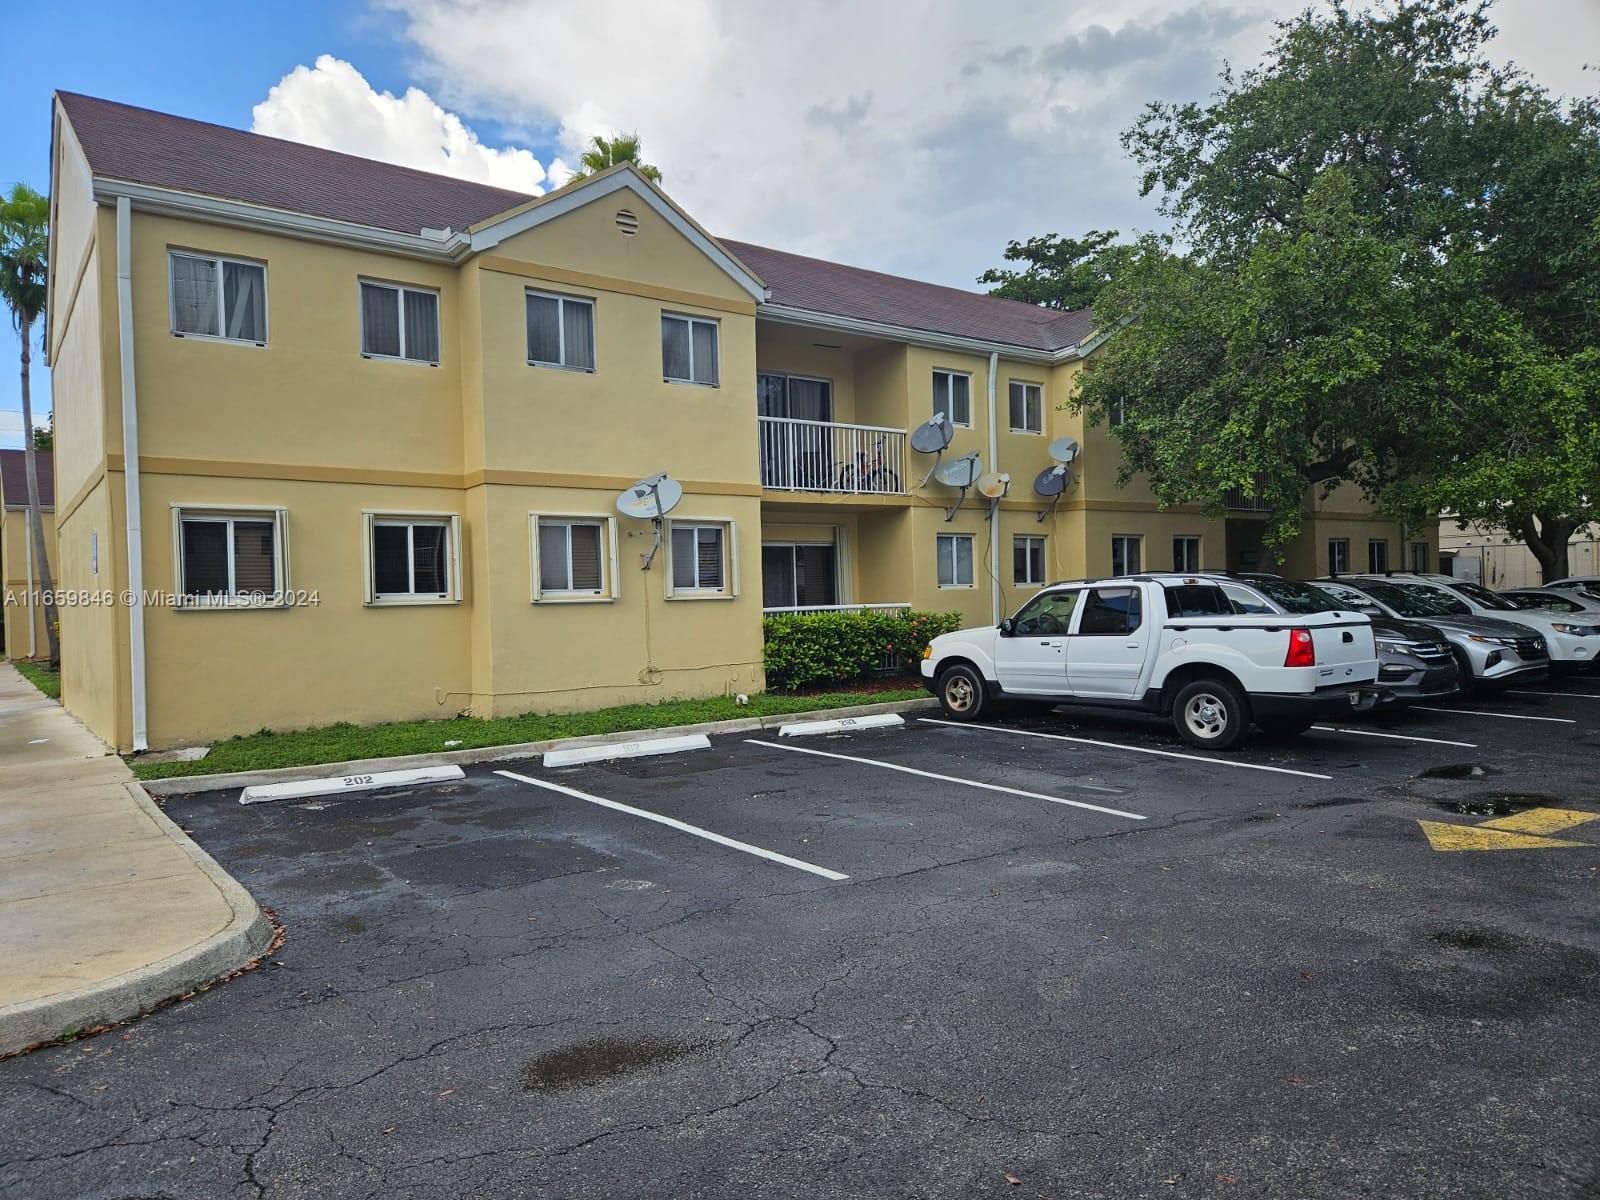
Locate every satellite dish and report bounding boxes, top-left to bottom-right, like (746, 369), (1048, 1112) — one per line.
(615, 472), (683, 569)
(934, 452), (982, 521)
(911, 413), (955, 486)
(1047, 436), (1081, 465)
(977, 471), (1011, 522)
(1033, 463), (1074, 523)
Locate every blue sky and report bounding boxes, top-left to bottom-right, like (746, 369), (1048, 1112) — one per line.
(3, 0), (1594, 450)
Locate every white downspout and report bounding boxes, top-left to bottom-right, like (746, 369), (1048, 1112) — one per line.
(986, 350), (1001, 624)
(116, 196), (149, 752)
(24, 513), (37, 658)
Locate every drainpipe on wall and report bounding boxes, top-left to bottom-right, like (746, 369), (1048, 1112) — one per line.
(987, 350), (1001, 625)
(116, 196), (149, 752)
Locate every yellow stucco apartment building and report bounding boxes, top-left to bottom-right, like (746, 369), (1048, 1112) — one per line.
(44, 92), (1427, 752)
(0, 449), (56, 660)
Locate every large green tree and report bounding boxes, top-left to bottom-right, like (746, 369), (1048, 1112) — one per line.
(0, 183), (59, 663)
(1068, 0), (1600, 579)
(978, 229), (1129, 312)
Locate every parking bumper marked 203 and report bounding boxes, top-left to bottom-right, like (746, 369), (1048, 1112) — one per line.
(1418, 806), (1600, 852)
(743, 739), (1146, 822)
(494, 769), (849, 881)
(918, 718), (1333, 781)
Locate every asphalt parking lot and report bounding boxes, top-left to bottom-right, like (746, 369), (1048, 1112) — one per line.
(3, 683), (1599, 1199)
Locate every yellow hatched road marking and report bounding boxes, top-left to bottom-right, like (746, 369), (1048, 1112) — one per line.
(1417, 806), (1599, 852)
(1480, 808), (1600, 836)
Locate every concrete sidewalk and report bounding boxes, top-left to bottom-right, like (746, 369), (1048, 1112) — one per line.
(0, 663), (273, 1055)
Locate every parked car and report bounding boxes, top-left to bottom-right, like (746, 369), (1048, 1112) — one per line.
(1313, 576), (1549, 688)
(920, 573), (1383, 749)
(1396, 573), (1600, 673)
(1217, 574), (1460, 702)
(1545, 576), (1600, 603)
(1499, 586), (1600, 617)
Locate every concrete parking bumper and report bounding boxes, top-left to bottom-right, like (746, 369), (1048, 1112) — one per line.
(0, 665), (274, 1056)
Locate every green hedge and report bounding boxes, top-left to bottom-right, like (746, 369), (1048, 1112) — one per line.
(762, 608), (963, 690)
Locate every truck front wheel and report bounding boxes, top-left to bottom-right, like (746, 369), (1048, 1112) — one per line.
(936, 664), (989, 722)
(1171, 678), (1248, 750)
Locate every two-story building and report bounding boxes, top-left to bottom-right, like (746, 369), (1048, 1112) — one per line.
(0, 449), (55, 660)
(45, 92), (1428, 752)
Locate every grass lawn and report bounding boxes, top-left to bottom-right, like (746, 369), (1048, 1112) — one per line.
(12, 659), (60, 700)
(132, 686), (929, 781)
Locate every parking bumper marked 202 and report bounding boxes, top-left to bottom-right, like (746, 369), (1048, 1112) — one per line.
(1411, 706), (1576, 724)
(1418, 806), (1599, 852)
(918, 719), (1333, 781)
(1311, 725), (1478, 749)
(494, 769), (849, 881)
(743, 739), (1146, 822)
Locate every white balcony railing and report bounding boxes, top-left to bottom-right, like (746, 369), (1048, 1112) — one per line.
(758, 416), (907, 494)
(761, 602), (911, 616)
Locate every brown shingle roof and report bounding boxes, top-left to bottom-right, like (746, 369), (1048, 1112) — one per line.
(58, 92), (1095, 353)
(721, 239), (1095, 353)
(0, 449), (54, 508)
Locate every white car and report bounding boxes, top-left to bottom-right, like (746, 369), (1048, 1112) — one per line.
(1501, 586), (1600, 617)
(1401, 573), (1600, 671)
(920, 574), (1382, 749)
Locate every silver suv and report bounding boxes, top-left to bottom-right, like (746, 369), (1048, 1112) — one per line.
(1314, 576), (1549, 688)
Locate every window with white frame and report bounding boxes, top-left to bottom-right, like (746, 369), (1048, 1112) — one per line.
(1408, 541), (1429, 573)
(174, 508), (286, 605)
(1111, 534), (1142, 576)
(360, 280), (440, 364)
(1368, 538), (1389, 573)
(1009, 381), (1043, 434)
(662, 314), (719, 385)
(933, 370), (972, 426)
(169, 251), (267, 343)
(937, 533), (975, 587)
(670, 522), (730, 593)
(534, 516), (615, 600)
(1173, 535), (1201, 573)
(527, 291), (596, 371)
(1328, 538), (1351, 574)
(365, 514), (460, 603)
(1013, 534), (1046, 586)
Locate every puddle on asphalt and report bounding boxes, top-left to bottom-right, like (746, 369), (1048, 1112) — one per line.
(522, 1034), (718, 1092)
(1431, 793), (1559, 817)
(1417, 763), (1497, 781)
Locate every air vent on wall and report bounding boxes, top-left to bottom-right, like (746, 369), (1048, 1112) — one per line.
(615, 208), (640, 236)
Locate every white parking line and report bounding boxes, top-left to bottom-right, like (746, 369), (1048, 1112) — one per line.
(1410, 706), (1576, 725)
(494, 769), (848, 882)
(1311, 725), (1479, 748)
(1508, 690), (1600, 701)
(744, 739), (1145, 822)
(919, 718), (1333, 781)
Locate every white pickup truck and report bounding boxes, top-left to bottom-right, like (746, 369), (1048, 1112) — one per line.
(920, 574), (1384, 749)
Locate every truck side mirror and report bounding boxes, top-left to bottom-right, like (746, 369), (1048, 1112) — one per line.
(999, 618), (1015, 636)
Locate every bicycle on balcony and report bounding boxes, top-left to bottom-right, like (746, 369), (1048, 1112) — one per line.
(834, 434), (901, 494)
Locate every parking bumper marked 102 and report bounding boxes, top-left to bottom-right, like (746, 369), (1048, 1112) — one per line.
(1410, 706), (1576, 724)
(1311, 725), (1478, 749)
(1418, 806), (1599, 852)
(743, 739), (1146, 821)
(918, 719), (1334, 781)
(493, 769), (850, 881)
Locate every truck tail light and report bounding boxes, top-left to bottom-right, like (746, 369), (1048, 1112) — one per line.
(1284, 628), (1316, 668)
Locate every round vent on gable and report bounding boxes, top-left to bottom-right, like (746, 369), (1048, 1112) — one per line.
(615, 208), (640, 236)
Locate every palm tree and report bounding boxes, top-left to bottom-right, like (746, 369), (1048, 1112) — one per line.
(570, 133), (662, 184)
(0, 183), (59, 666)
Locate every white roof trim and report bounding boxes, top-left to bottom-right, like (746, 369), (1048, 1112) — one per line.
(468, 169), (767, 303)
(757, 302), (1089, 364)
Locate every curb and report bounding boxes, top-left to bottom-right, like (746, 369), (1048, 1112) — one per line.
(141, 697), (940, 797)
(0, 781), (276, 1056)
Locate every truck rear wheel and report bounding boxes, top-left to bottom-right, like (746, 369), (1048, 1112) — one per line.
(1172, 678), (1248, 750)
(936, 664), (988, 722)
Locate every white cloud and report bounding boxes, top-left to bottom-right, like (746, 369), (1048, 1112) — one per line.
(251, 55), (553, 194)
(260, 4), (1597, 291)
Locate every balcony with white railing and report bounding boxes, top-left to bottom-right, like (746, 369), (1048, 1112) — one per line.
(757, 416), (908, 495)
